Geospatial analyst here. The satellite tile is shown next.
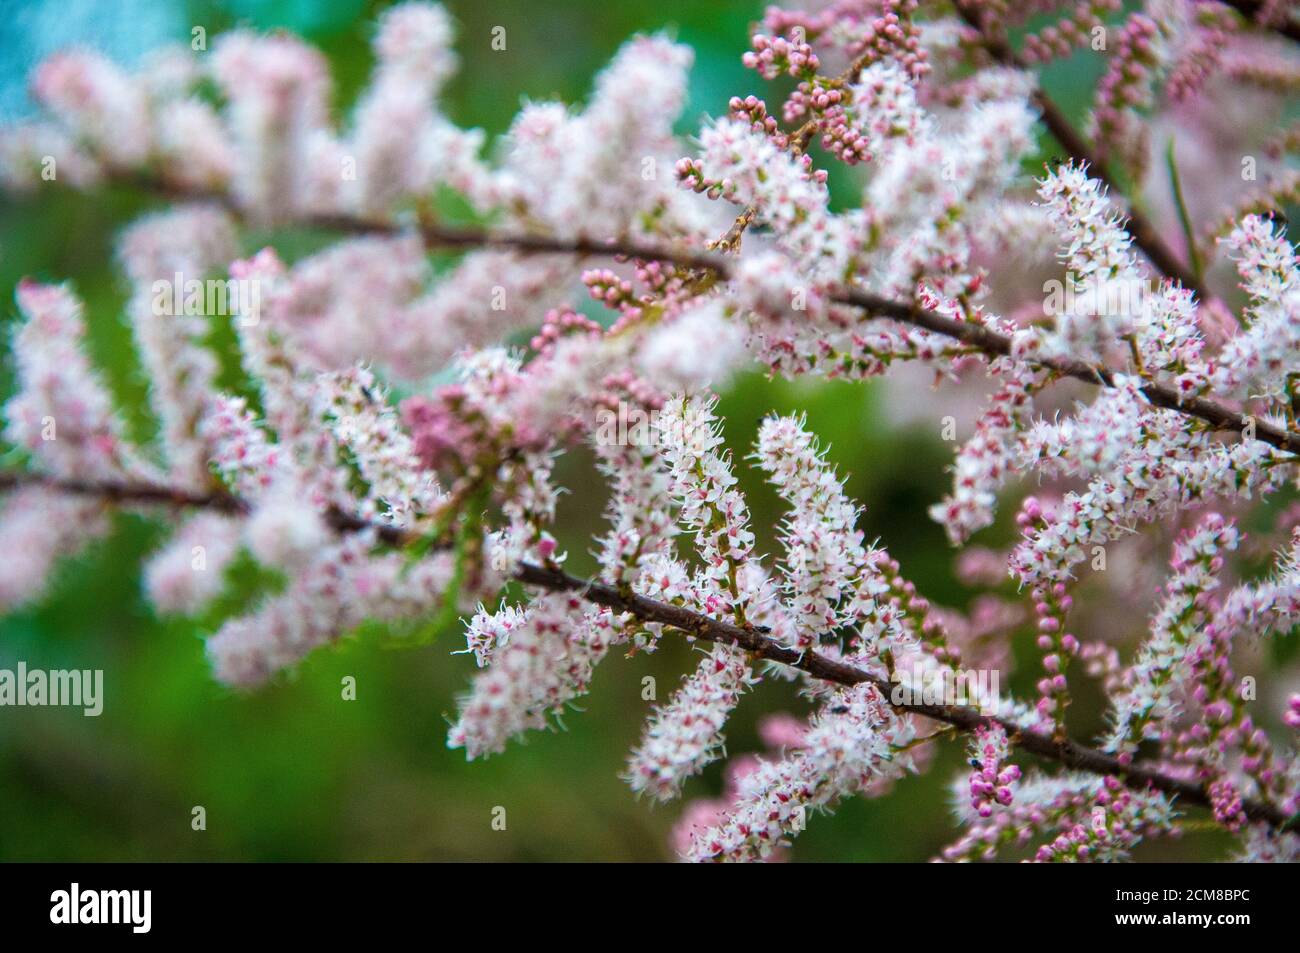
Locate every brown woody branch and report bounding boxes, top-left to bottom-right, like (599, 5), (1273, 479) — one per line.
(10, 7), (1297, 846)
(953, 2), (1211, 301)
(515, 561), (1296, 831)
(112, 148), (1300, 455)
(114, 168), (1300, 455)
(105, 106), (1300, 458)
(0, 467), (1294, 832)
(842, 286), (1300, 455)
(353, 232), (1299, 456)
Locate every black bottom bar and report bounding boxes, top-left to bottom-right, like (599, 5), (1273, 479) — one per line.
(0, 861), (1287, 940)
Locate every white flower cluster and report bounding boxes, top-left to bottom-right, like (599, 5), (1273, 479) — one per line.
(684, 682), (915, 862)
(448, 594), (618, 759)
(2, 0), (1300, 864)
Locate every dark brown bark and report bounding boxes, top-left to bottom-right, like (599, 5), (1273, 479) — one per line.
(3, 469), (1294, 832)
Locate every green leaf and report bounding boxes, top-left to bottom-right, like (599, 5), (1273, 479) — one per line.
(1165, 138), (1204, 286)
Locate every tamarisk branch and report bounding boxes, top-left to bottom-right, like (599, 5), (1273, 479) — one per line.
(96, 173), (1300, 459)
(953, 1), (1209, 301)
(6, 0), (1300, 862)
(1, 467), (1293, 832)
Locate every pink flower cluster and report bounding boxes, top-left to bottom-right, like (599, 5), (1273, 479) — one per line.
(968, 724), (1021, 817)
(2, 0), (1300, 864)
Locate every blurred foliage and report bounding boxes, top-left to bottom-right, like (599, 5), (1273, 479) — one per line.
(0, 0), (1246, 861)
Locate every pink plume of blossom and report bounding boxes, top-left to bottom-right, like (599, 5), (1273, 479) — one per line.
(448, 594), (618, 759)
(0, 486), (110, 612)
(4, 0), (1300, 864)
(684, 683), (916, 862)
(5, 280), (150, 482)
(144, 513), (242, 616)
(968, 723), (1020, 817)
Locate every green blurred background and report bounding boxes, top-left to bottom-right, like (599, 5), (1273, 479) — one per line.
(0, 0), (1249, 861)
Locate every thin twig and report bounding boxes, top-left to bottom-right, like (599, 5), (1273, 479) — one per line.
(106, 155), (1300, 458)
(953, 2), (1211, 302)
(708, 47), (880, 253)
(1, 467), (1294, 831)
(113, 171), (1300, 456)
